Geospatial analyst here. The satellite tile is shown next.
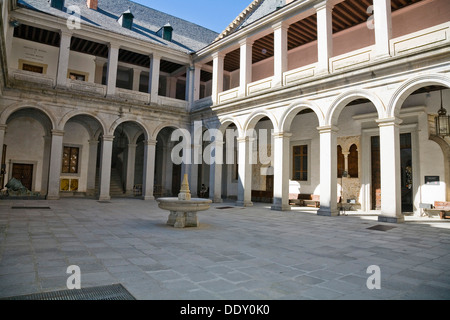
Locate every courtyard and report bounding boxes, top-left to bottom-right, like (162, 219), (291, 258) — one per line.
(0, 197), (449, 300)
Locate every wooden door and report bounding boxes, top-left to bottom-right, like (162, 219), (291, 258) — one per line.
(371, 136), (381, 210)
(12, 163), (33, 191)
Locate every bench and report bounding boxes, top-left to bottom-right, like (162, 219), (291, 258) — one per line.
(289, 194), (320, 208)
(423, 201), (450, 219)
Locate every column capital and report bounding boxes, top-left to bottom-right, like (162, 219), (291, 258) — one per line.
(314, 0), (334, 11)
(102, 134), (115, 142)
(376, 117), (403, 127)
(144, 139), (157, 146)
(317, 125), (339, 134)
(237, 136), (256, 143)
(272, 131), (292, 139)
(0, 124), (7, 131)
(212, 51), (226, 60)
(108, 42), (121, 50)
(150, 52), (162, 60)
(239, 37), (254, 46)
(89, 139), (100, 145)
(59, 30), (73, 38)
(51, 129), (65, 136)
(272, 20), (289, 31)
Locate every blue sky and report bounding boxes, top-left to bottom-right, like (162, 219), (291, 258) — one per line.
(132, 0), (251, 33)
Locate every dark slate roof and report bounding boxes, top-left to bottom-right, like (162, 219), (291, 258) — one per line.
(214, 0), (293, 42)
(237, 0), (285, 30)
(17, 0), (219, 53)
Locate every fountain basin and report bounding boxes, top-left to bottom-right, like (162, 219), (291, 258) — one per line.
(157, 197), (212, 228)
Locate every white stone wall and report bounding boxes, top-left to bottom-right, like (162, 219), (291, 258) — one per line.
(4, 117), (45, 193)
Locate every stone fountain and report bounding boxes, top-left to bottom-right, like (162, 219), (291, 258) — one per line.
(157, 174), (212, 228)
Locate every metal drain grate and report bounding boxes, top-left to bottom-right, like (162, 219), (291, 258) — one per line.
(11, 206), (51, 209)
(216, 206), (235, 209)
(367, 225), (396, 232)
(2, 284), (135, 300)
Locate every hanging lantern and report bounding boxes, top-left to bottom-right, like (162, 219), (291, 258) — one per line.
(435, 90), (450, 137)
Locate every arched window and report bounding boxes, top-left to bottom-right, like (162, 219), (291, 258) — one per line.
(337, 145), (345, 178)
(348, 144), (358, 178)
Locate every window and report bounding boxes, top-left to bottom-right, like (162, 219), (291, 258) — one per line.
(337, 145), (345, 178)
(292, 145), (308, 181)
(69, 72), (86, 81)
(22, 63), (43, 74)
(62, 147), (79, 174)
(348, 144), (358, 178)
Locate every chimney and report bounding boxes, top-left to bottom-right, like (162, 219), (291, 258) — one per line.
(87, 0), (98, 10)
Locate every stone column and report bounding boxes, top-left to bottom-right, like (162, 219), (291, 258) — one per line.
(239, 38), (253, 97)
(209, 139), (224, 203)
(273, 21), (288, 87)
(271, 132), (292, 211)
(86, 140), (99, 196)
(142, 140), (157, 200)
(56, 31), (72, 88)
(317, 125), (339, 216)
(47, 130), (65, 200)
(106, 43), (120, 96)
(94, 58), (106, 84)
(212, 52), (225, 105)
(41, 135), (51, 196)
(149, 53), (161, 104)
(377, 118), (404, 223)
(186, 65), (195, 109)
(373, 0), (392, 59)
(99, 135), (114, 201)
(125, 143), (137, 194)
(316, 1), (333, 74)
(132, 69), (141, 92)
(236, 136), (253, 207)
(193, 64), (202, 101)
(342, 151), (350, 175)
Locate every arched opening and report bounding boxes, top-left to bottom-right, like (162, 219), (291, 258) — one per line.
(2, 108), (53, 196)
(334, 97), (379, 213)
(281, 107), (321, 209)
(397, 84), (450, 215)
(109, 121), (146, 198)
(221, 122), (238, 201)
(62, 114), (104, 197)
(154, 126), (183, 197)
(250, 116), (275, 204)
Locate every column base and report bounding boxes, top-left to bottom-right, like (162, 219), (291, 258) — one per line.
(142, 195), (155, 200)
(46, 195), (60, 200)
(377, 215), (404, 224)
(236, 200), (253, 207)
(213, 198), (223, 203)
(317, 208), (339, 216)
(271, 204), (291, 211)
(98, 195), (111, 201)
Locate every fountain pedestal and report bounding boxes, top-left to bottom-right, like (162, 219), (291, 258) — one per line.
(157, 174), (212, 228)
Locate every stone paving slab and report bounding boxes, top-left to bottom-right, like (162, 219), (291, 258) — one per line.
(0, 198), (450, 300)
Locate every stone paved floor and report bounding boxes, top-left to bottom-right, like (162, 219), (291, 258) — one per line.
(0, 198), (449, 300)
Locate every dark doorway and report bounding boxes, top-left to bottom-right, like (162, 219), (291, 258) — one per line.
(371, 136), (381, 210)
(12, 163), (33, 190)
(400, 133), (413, 213)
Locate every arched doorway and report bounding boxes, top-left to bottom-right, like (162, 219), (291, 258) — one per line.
(2, 107), (53, 196)
(62, 114), (104, 197)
